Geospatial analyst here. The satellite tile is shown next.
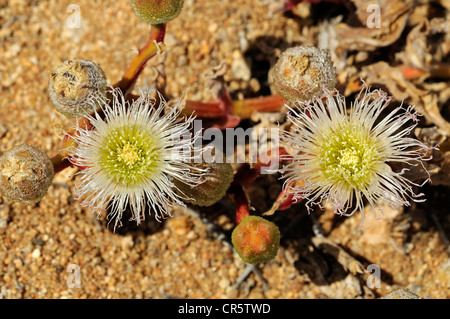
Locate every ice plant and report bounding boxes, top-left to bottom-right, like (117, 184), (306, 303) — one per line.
(280, 87), (431, 227)
(68, 88), (204, 230)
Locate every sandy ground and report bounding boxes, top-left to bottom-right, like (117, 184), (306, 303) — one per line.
(0, 0), (449, 299)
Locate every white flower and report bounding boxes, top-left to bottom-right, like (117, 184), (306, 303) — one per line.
(68, 88), (203, 230)
(280, 87), (432, 227)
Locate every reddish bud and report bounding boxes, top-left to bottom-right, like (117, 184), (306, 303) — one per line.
(232, 216), (280, 264)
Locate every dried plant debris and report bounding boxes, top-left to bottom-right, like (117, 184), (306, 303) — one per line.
(311, 237), (365, 275)
(334, 0), (414, 53)
(349, 62), (450, 135)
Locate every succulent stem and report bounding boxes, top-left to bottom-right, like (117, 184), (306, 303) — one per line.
(50, 117), (93, 173)
(182, 94), (285, 129)
(231, 183), (251, 225)
(182, 100), (226, 119)
(230, 94), (286, 119)
(115, 23), (167, 96)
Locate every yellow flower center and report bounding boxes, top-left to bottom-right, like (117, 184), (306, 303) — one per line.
(98, 124), (161, 186)
(318, 124), (381, 190)
(339, 148), (360, 169)
(118, 143), (140, 167)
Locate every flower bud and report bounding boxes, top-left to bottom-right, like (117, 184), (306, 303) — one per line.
(232, 216), (280, 264)
(130, 0), (184, 25)
(174, 161), (234, 207)
(48, 59), (107, 118)
(271, 45), (336, 102)
(0, 144), (55, 205)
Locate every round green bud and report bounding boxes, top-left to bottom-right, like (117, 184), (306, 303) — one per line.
(270, 46), (336, 103)
(48, 59), (107, 118)
(130, 0), (184, 25)
(174, 161), (234, 207)
(232, 216), (280, 264)
(0, 144), (55, 205)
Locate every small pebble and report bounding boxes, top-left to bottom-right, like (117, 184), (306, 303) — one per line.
(31, 248), (41, 259)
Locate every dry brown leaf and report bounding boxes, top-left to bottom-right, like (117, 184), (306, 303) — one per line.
(311, 236), (365, 275)
(397, 17), (450, 73)
(350, 61), (428, 102)
(403, 21), (430, 70)
(422, 94), (450, 135)
(437, 0), (450, 10)
(334, 0), (413, 52)
(348, 62), (450, 135)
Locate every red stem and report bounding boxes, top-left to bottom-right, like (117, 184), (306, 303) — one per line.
(182, 94), (286, 127)
(115, 23), (167, 95)
(183, 100), (226, 118)
(230, 94), (285, 119)
(50, 117), (93, 173)
(233, 184), (251, 225)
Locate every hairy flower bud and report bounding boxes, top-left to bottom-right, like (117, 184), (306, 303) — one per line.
(174, 161), (234, 207)
(271, 46), (336, 102)
(48, 59), (107, 118)
(0, 144), (54, 205)
(130, 0), (184, 25)
(232, 216), (280, 264)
